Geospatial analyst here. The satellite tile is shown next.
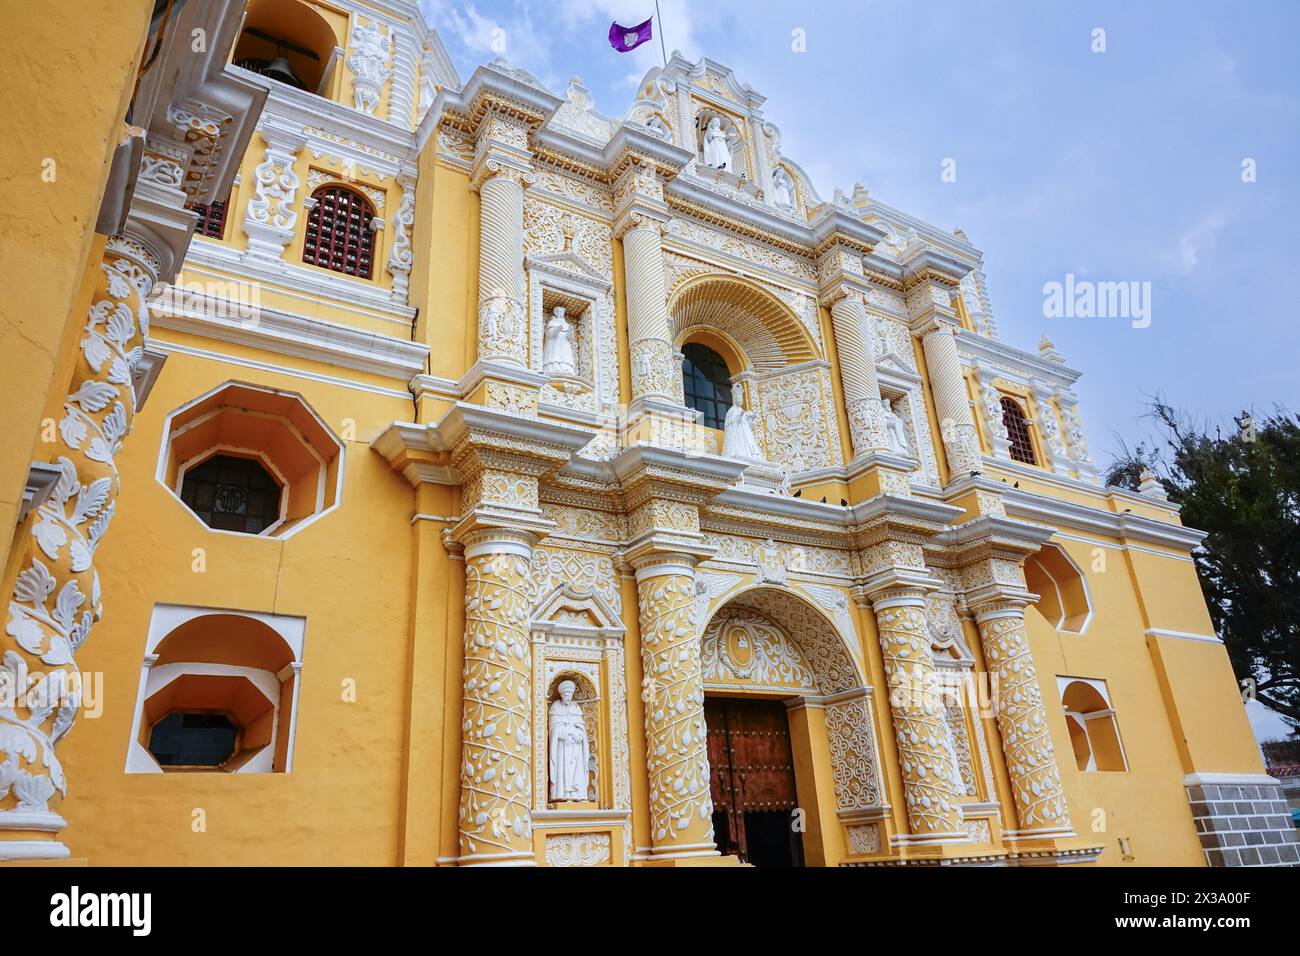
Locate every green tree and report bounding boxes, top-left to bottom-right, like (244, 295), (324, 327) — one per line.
(1107, 401), (1300, 727)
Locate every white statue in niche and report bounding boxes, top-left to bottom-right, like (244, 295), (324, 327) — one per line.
(548, 680), (590, 802)
(723, 382), (764, 460)
(543, 306), (577, 376)
(883, 399), (911, 455)
(702, 116), (732, 170)
(771, 167), (794, 209)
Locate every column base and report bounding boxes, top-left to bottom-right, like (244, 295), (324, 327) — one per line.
(1, 857), (87, 867)
(638, 853), (741, 868)
(456, 850), (540, 867)
(1003, 829), (1103, 866)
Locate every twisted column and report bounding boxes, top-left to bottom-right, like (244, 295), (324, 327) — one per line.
(921, 322), (981, 479)
(457, 530), (537, 865)
(476, 170), (528, 367)
(974, 605), (1072, 836)
(0, 235), (157, 861)
(871, 593), (965, 840)
(621, 219), (677, 404)
(828, 291), (887, 457)
(634, 555), (716, 858)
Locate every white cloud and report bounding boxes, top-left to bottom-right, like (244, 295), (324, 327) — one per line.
(1171, 213), (1228, 274)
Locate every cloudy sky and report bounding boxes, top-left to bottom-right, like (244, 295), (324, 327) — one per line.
(419, 0), (1299, 467)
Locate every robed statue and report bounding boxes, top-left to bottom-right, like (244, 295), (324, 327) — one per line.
(548, 679), (590, 801)
(723, 382), (764, 460)
(702, 117), (731, 170)
(543, 306), (577, 376)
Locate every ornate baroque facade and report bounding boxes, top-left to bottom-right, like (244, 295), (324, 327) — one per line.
(1, 0), (1293, 868)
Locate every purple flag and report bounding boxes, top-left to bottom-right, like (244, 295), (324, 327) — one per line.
(609, 17), (653, 53)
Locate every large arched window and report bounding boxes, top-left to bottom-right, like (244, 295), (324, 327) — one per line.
(682, 342), (733, 430)
(302, 185), (376, 278)
(999, 396), (1037, 465)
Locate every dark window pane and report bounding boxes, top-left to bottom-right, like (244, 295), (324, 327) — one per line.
(148, 712), (238, 767)
(682, 343), (733, 430)
(180, 454), (282, 534)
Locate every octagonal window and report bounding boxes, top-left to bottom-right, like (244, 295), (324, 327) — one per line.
(158, 382), (344, 539)
(180, 453), (284, 534)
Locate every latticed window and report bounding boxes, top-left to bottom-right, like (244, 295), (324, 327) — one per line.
(1000, 396), (1037, 465)
(192, 199), (229, 239)
(180, 453), (283, 534)
(682, 343), (733, 430)
(302, 185), (375, 278)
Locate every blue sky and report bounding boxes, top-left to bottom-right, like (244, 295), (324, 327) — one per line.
(420, 0), (1300, 468)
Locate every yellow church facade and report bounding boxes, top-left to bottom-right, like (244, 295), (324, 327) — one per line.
(2, 0), (1295, 868)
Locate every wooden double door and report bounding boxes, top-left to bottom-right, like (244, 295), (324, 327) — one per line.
(705, 696), (805, 867)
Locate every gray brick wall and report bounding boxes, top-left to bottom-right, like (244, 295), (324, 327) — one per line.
(1187, 779), (1299, 867)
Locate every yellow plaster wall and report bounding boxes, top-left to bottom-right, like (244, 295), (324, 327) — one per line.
(59, 345), (421, 865)
(0, 0), (151, 562)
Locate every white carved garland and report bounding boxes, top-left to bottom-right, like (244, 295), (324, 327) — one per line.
(2, 237), (157, 856)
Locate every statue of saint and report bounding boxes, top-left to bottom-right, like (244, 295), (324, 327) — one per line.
(548, 680), (590, 802)
(543, 306), (577, 376)
(722, 382), (764, 460)
(702, 116), (731, 170)
(883, 400), (911, 455)
(771, 167), (794, 209)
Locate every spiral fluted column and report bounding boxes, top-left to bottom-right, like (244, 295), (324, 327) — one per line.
(621, 219), (677, 404)
(871, 593), (965, 841)
(0, 236), (158, 861)
(974, 605), (1072, 837)
(477, 171), (528, 367)
(921, 322), (981, 479)
(457, 530), (537, 865)
(634, 555), (716, 859)
(829, 291), (887, 457)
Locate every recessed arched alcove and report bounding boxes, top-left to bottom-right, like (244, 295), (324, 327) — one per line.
(127, 607), (305, 775)
(232, 0), (340, 94)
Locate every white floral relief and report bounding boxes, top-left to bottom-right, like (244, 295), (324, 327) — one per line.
(529, 547), (622, 619)
(700, 607), (818, 691)
(3, 242), (151, 826)
(755, 369), (837, 472)
(545, 832), (611, 866)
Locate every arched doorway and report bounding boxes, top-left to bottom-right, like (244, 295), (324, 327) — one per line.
(698, 584), (881, 866)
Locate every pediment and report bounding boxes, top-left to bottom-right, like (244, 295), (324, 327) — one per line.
(527, 250), (611, 291)
(875, 351), (920, 384)
(533, 583), (624, 637)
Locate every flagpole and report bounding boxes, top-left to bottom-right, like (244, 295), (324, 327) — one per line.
(653, 0), (668, 66)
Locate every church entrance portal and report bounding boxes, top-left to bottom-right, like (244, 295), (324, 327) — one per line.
(705, 696), (805, 867)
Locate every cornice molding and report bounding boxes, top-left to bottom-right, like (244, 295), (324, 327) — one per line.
(150, 293), (428, 381)
(956, 328), (1083, 388)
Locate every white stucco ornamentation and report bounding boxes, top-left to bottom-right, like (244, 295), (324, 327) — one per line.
(244, 130), (304, 260)
(348, 20), (392, 116)
(634, 560), (715, 857)
(548, 679), (590, 801)
(1, 237), (158, 860)
(386, 174), (416, 300)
